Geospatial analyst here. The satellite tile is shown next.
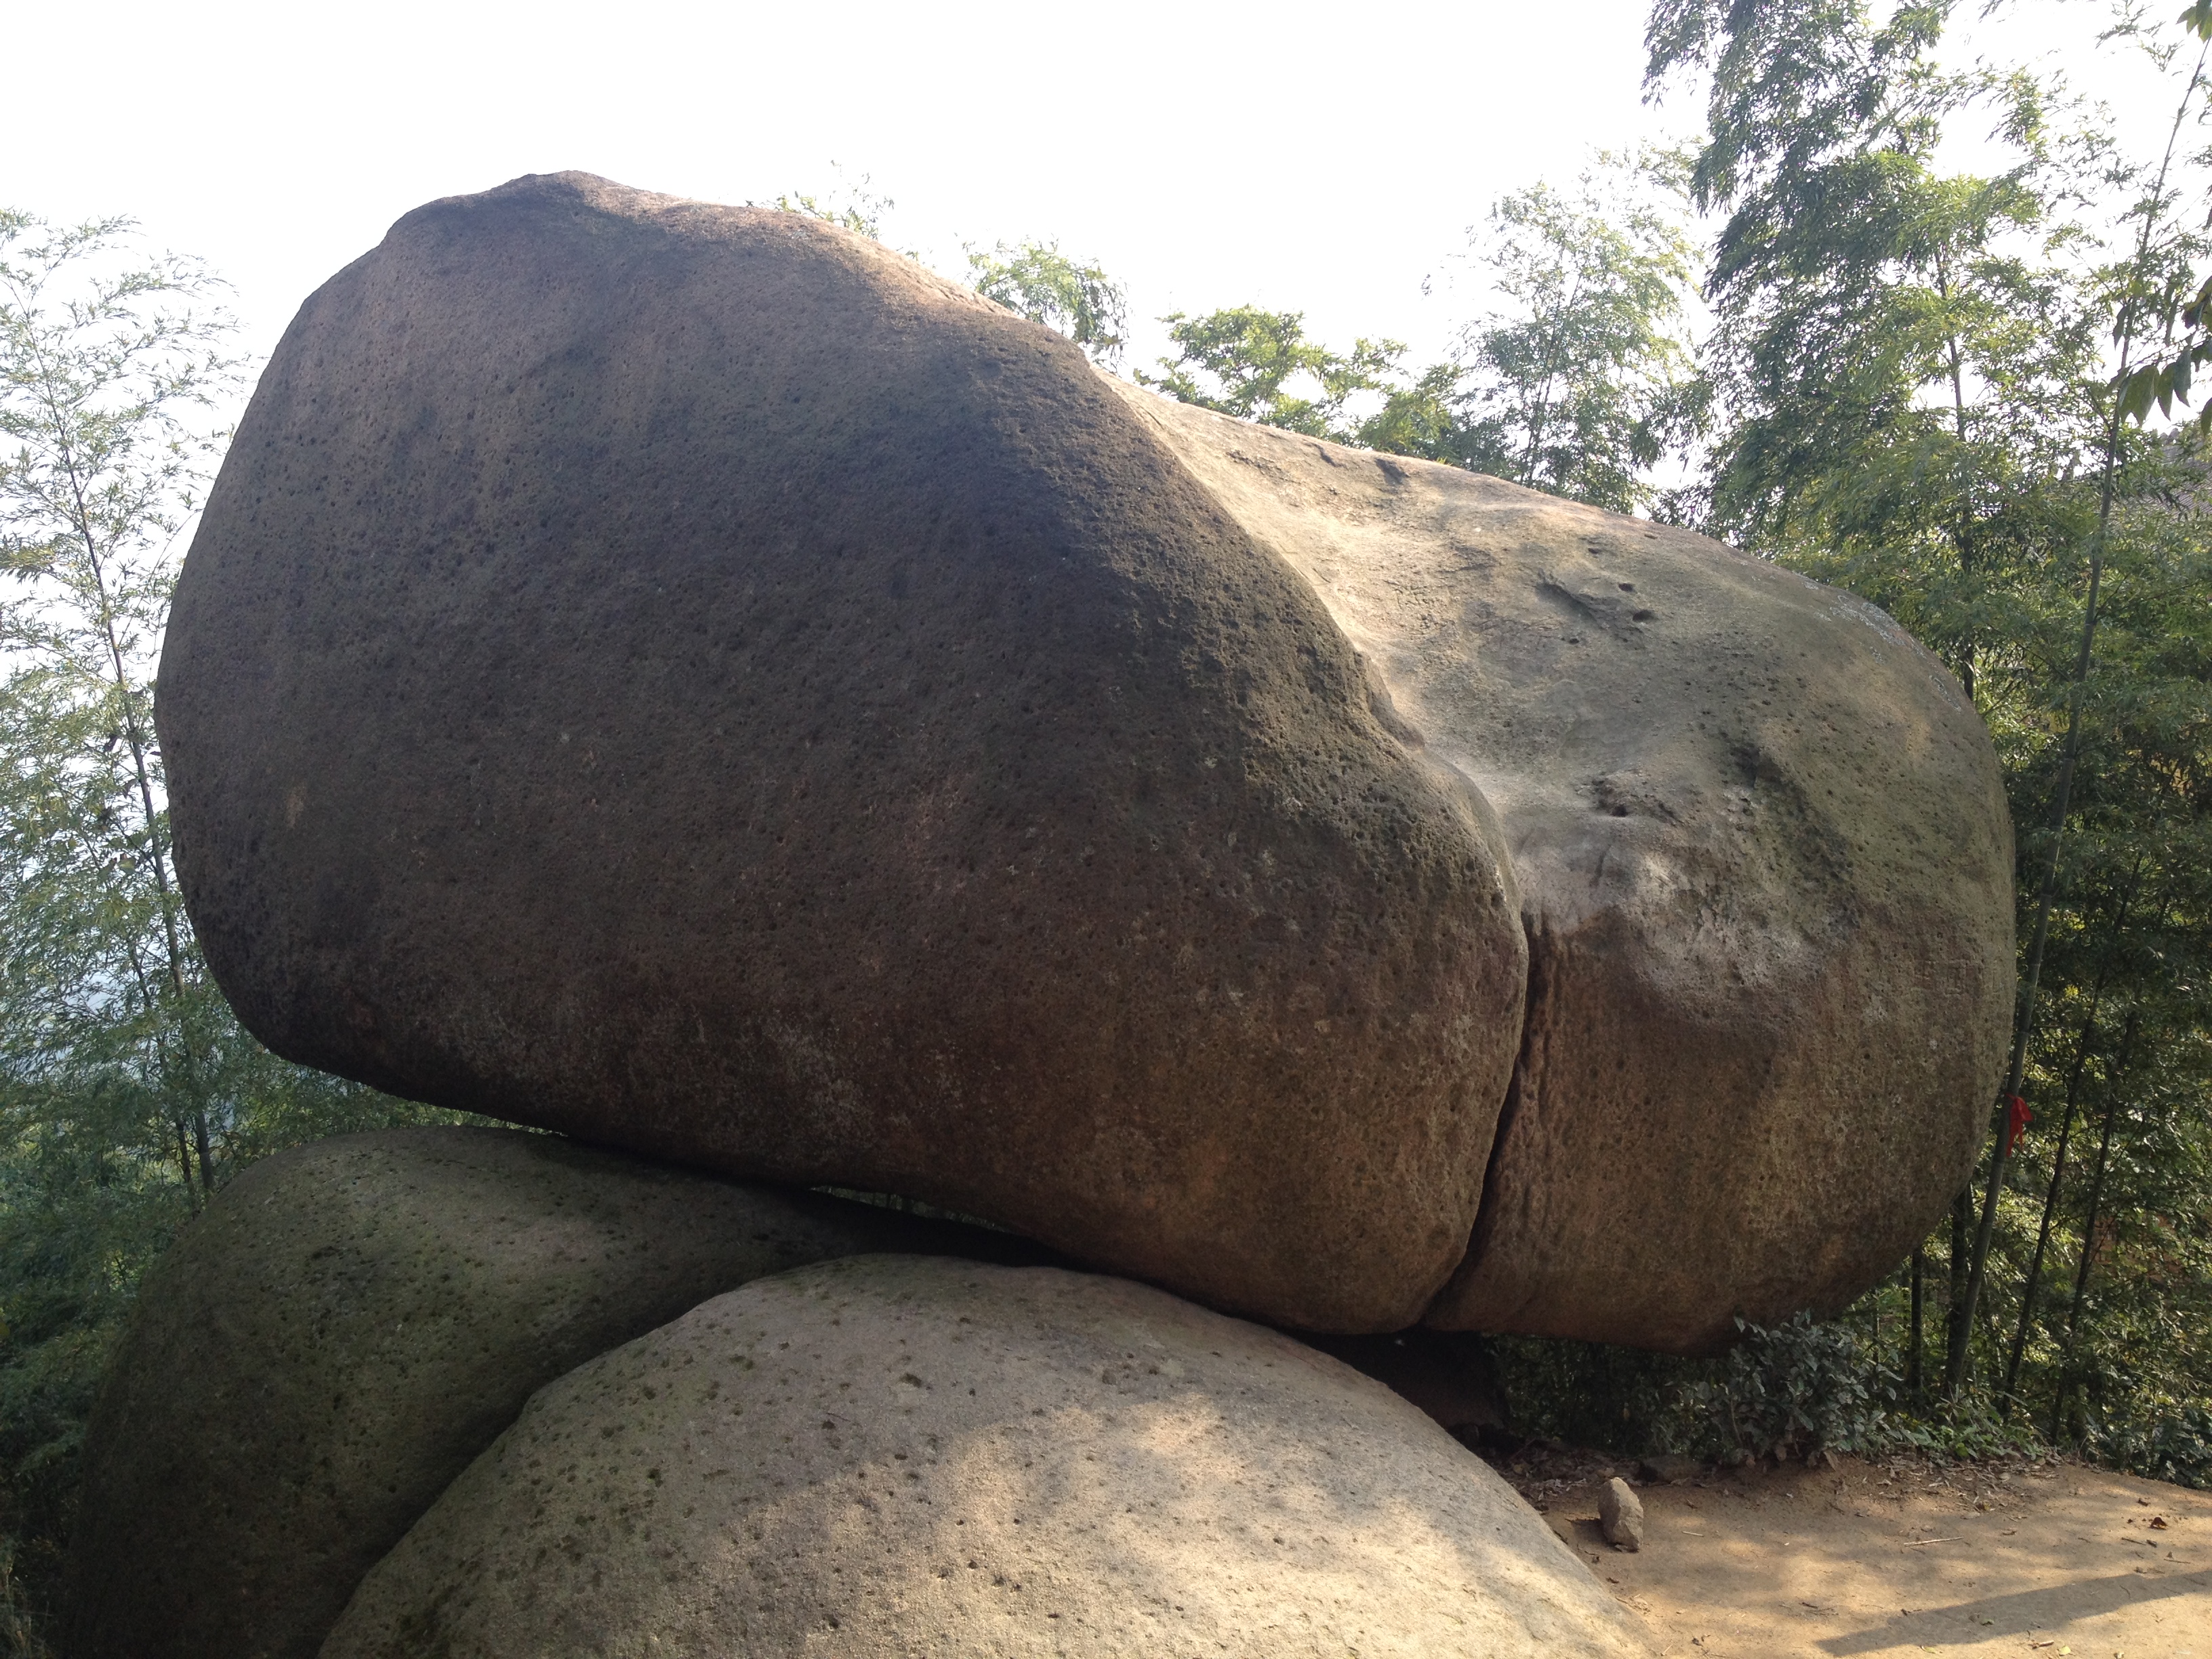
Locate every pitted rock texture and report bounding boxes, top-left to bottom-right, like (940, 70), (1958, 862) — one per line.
(156, 170), (1528, 1335)
(159, 169), (2013, 1354)
(320, 1256), (1651, 1659)
(60, 1128), (1042, 1659)
(1111, 387), (2013, 1351)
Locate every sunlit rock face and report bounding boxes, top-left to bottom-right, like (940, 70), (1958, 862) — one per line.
(1111, 387), (2013, 1351)
(319, 1256), (1654, 1659)
(58, 1128), (1042, 1659)
(159, 171), (2011, 1351)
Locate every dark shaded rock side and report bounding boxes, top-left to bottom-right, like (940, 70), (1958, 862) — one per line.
(156, 171), (1528, 1335)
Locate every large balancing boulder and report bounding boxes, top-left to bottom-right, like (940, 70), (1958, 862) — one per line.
(157, 171), (1528, 1335)
(1110, 388), (2013, 1349)
(159, 170), (2013, 1349)
(322, 1256), (1651, 1658)
(60, 1128), (1043, 1659)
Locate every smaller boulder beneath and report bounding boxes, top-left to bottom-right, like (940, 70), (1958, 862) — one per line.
(1600, 1477), (1646, 1551)
(62, 1128), (1041, 1659)
(325, 1257), (1649, 1658)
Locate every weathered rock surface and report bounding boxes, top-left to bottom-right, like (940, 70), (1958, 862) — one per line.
(1600, 1477), (1645, 1551)
(159, 168), (2012, 1352)
(321, 1256), (1650, 1659)
(1111, 388), (2014, 1350)
(157, 170), (1528, 1335)
(60, 1128), (1042, 1659)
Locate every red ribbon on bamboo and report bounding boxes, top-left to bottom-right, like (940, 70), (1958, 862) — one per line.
(2003, 1093), (2033, 1158)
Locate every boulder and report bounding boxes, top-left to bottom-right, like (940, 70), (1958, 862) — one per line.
(159, 169), (2012, 1350)
(157, 171), (1528, 1335)
(321, 1256), (1650, 1658)
(60, 1127), (1043, 1659)
(1599, 1477), (1645, 1551)
(1111, 388), (2013, 1349)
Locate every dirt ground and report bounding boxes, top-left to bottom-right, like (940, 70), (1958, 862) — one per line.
(1491, 1448), (2211, 1658)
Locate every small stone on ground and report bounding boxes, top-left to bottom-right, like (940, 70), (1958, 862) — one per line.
(1602, 1477), (1647, 1550)
(1490, 1449), (2211, 1656)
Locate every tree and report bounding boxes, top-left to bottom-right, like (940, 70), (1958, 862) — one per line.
(1, 211), (237, 1202)
(1153, 153), (1702, 515)
(1648, 0), (2077, 1401)
(758, 163), (899, 242)
(2111, 1), (2212, 432)
(1132, 155), (1699, 516)
(1137, 306), (1405, 442)
(1435, 154), (1702, 514)
(1949, 16), (2212, 1405)
(1645, 0), (2086, 672)
(966, 240), (1128, 367)
(1647, 0), (2212, 1435)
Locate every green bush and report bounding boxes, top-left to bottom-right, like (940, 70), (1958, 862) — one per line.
(1664, 1314), (1896, 1460)
(1496, 1309), (2054, 1467)
(2084, 1397), (2212, 1489)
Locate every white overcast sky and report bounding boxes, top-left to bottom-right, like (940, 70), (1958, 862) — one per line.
(7, 0), (2196, 389)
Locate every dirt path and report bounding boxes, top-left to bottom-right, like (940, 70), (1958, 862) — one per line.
(1498, 1451), (2211, 1657)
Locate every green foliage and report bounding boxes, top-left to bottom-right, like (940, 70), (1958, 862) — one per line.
(0, 1538), (42, 1659)
(1503, 1313), (1908, 1465)
(1351, 362), (1467, 463)
(1137, 306), (1406, 442)
(1647, 0), (2089, 615)
(2111, 7), (2212, 431)
(2087, 1397), (2212, 1487)
(758, 163), (897, 242)
(1426, 153), (1703, 513)
(1671, 1315), (1898, 1460)
(1646, 0), (1960, 222)
(966, 240), (1128, 366)
(1644, 0), (2212, 1471)
(0, 211), (475, 1635)
(1137, 153), (1701, 514)
(1498, 1298), (2047, 1467)
(1491, 1335), (1691, 1452)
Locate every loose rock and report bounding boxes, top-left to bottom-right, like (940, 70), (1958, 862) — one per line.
(323, 1256), (1650, 1658)
(1601, 1477), (1647, 1551)
(60, 1128), (1040, 1659)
